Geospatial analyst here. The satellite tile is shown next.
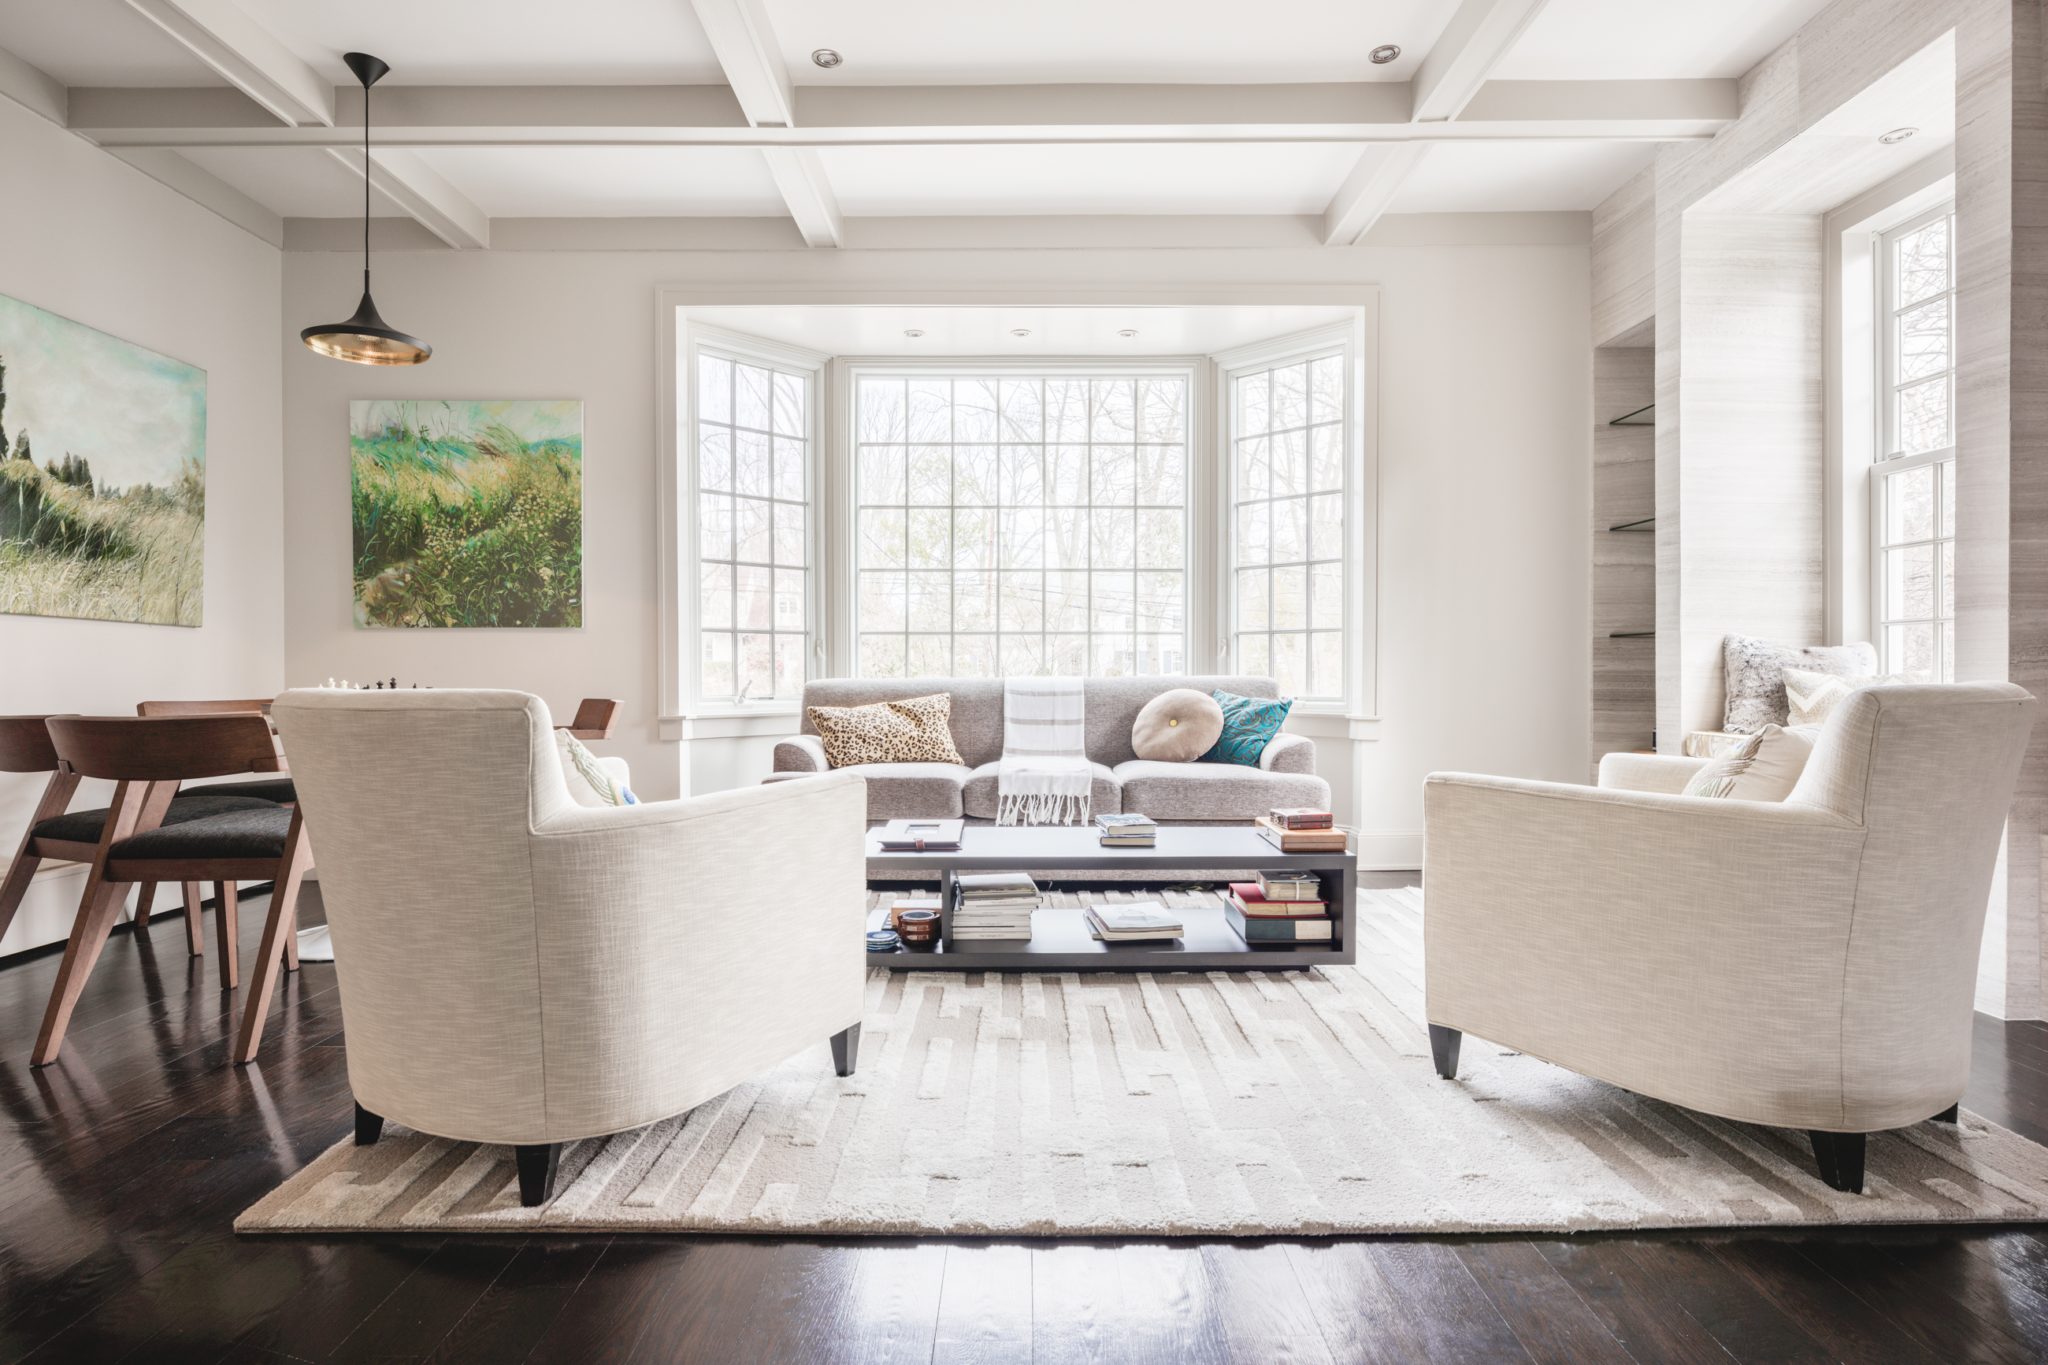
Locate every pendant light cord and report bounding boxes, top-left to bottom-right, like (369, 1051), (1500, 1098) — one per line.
(361, 71), (371, 292)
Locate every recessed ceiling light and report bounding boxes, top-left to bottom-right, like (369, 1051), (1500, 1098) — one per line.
(1010, 328), (1032, 338)
(811, 48), (843, 69)
(903, 328), (924, 338)
(1878, 126), (1918, 144)
(1118, 328), (1139, 338)
(1370, 44), (1401, 64)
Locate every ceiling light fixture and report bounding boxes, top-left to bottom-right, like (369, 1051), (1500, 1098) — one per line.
(1010, 328), (1033, 338)
(1117, 328), (1139, 338)
(903, 328), (925, 338)
(811, 48), (843, 68)
(1370, 44), (1401, 64)
(1878, 126), (1919, 144)
(301, 53), (430, 366)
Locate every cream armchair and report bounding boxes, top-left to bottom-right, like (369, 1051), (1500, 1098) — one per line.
(1423, 681), (2035, 1193)
(272, 688), (868, 1206)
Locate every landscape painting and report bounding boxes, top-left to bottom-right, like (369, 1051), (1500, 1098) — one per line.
(350, 399), (583, 628)
(0, 293), (207, 626)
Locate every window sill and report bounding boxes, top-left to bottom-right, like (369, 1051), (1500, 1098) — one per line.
(660, 709), (802, 742)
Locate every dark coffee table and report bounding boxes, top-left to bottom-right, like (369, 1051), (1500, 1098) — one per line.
(864, 825), (1356, 972)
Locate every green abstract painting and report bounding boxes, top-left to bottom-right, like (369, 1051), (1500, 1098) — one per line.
(350, 399), (583, 628)
(0, 293), (207, 626)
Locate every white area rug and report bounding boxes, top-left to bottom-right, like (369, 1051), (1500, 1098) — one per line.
(237, 888), (2048, 1237)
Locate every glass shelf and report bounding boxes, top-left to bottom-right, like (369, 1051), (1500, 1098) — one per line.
(1607, 403), (1654, 427)
(1607, 517), (1654, 533)
(1607, 631), (1655, 639)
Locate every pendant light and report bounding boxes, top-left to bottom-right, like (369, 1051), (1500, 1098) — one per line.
(301, 52), (432, 366)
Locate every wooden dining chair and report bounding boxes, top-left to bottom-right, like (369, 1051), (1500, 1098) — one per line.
(35, 715), (312, 1068)
(132, 699), (295, 934)
(0, 715), (281, 960)
(559, 698), (621, 739)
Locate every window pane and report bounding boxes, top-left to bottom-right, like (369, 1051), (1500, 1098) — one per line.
(1047, 445), (1087, 504)
(1090, 445), (1135, 505)
(773, 436), (805, 501)
(773, 501), (806, 566)
(735, 364), (771, 431)
(1310, 354), (1343, 424)
(700, 632), (733, 697)
(954, 507), (995, 571)
(1138, 571), (1184, 634)
(1138, 378), (1186, 442)
(954, 446), (998, 505)
(1000, 507), (1043, 569)
(999, 572), (1044, 631)
(1047, 570), (1090, 631)
(1895, 217), (1949, 306)
(739, 633), (773, 698)
(1091, 634), (1133, 676)
(1942, 620), (1956, 684)
(1273, 362), (1309, 430)
(734, 428), (770, 497)
(906, 508), (950, 568)
(1896, 297), (1949, 382)
(908, 379), (950, 442)
(1272, 565), (1308, 630)
(699, 493), (733, 561)
(906, 573), (950, 631)
(953, 634), (996, 678)
(1311, 632), (1344, 696)
(999, 636), (1043, 675)
(1046, 380), (1089, 441)
(1000, 444), (1044, 504)
(1271, 631), (1305, 694)
(1091, 378), (1135, 441)
(1136, 442), (1184, 505)
(859, 570), (906, 631)
(1237, 502), (1270, 565)
(1271, 497), (1308, 562)
(1237, 436), (1270, 501)
(1309, 493), (1343, 560)
(774, 633), (805, 697)
(999, 379), (1042, 441)
(1238, 633), (1269, 676)
(699, 563), (731, 629)
(859, 508), (906, 569)
(908, 634), (950, 676)
(698, 425), (731, 492)
(908, 445), (950, 505)
(1885, 464), (1936, 543)
(698, 354), (732, 424)
(1310, 562), (1343, 629)
(1238, 568), (1270, 631)
(1270, 429), (1307, 498)
(1897, 378), (1949, 454)
(1941, 458), (1956, 537)
(1941, 537), (1955, 621)
(772, 370), (804, 437)
(1884, 545), (1935, 620)
(954, 380), (999, 442)
(1048, 634), (1088, 674)
(1090, 508), (1135, 568)
(734, 496), (771, 563)
(773, 568), (805, 631)
(859, 445), (904, 503)
(859, 378), (905, 442)
(861, 634), (905, 678)
(954, 571), (994, 631)
(735, 564), (772, 630)
(1888, 621), (1936, 682)
(1238, 371), (1270, 434)
(1136, 509), (1183, 570)
(1310, 424), (1344, 491)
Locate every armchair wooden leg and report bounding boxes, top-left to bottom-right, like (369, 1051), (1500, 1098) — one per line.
(214, 882), (239, 990)
(354, 1102), (385, 1147)
(1810, 1131), (1866, 1193)
(1429, 1024), (1462, 1080)
(831, 1023), (862, 1077)
(515, 1143), (561, 1206)
(1933, 1104), (1960, 1123)
(133, 882), (157, 930)
(181, 882), (205, 956)
(233, 810), (312, 1066)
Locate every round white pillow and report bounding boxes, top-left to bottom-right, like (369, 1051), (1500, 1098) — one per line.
(1131, 688), (1225, 762)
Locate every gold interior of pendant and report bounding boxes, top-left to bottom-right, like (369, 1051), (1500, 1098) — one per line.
(302, 330), (431, 366)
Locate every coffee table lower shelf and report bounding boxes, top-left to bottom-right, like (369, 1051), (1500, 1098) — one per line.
(864, 899), (1353, 973)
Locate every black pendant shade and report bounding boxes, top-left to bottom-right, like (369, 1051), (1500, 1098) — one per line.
(301, 51), (431, 366)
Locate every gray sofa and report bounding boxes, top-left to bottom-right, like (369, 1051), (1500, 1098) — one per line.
(764, 675), (1330, 825)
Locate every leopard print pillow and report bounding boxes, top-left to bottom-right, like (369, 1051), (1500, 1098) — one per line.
(807, 693), (966, 768)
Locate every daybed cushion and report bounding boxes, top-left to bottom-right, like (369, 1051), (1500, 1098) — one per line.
(961, 761), (1122, 821)
(1130, 688), (1225, 762)
(33, 792), (281, 845)
(1114, 760), (1331, 822)
(107, 805), (296, 861)
(765, 761), (972, 820)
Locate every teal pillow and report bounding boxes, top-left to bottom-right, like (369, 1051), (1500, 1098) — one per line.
(1200, 690), (1292, 766)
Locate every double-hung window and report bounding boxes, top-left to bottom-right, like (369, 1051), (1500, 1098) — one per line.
(691, 336), (820, 705)
(1223, 340), (1350, 703)
(850, 369), (1190, 678)
(1873, 204), (1956, 682)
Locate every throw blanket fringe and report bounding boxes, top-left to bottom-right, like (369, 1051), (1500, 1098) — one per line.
(997, 677), (1092, 826)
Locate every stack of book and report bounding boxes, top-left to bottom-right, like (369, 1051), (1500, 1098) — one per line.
(1084, 900), (1184, 942)
(951, 872), (1038, 941)
(1224, 880), (1332, 943)
(1253, 807), (1345, 853)
(1095, 812), (1157, 847)
(876, 818), (964, 851)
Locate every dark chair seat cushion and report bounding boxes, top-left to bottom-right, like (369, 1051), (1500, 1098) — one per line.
(187, 777), (296, 803)
(109, 805), (295, 862)
(33, 793), (280, 846)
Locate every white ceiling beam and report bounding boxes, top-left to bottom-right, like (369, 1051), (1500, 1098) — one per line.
(1320, 0), (1551, 244)
(760, 148), (844, 247)
(686, 0), (795, 127)
(70, 78), (1734, 149)
(123, 0), (333, 127)
(1322, 144), (1431, 246)
(1411, 0), (1553, 123)
(686, 0), (842, 246)
(0, 43), (67, 124)
(106, 147), (284, 245)
(325, 147), (491, 250)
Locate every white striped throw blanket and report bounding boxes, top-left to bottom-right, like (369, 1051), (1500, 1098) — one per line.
(996, 676), (1092, 826)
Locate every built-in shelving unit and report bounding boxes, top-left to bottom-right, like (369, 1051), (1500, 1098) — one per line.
(1592, 331), (1656, 774)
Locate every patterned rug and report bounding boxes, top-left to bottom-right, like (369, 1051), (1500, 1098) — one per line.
(236, 888), (2048, 1236)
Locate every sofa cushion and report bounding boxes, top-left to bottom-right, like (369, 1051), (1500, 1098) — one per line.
(808, 693), (967, 769)
(1722, 634), (1877, 733)
(962, 761), (1121, 821)
(800, 678), (1005, 766)
(1114, 760), (1331, 823)
(1200, 690), (1293, 766)
(766, 761), (972, 820)
(1131, 688), (1225, 762)
(1082, 675), (1280, 767)
(33, 792), (281, 846)
(1782, 667), (1906, 728)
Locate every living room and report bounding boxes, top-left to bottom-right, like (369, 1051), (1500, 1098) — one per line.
(2, 0), (2046, 1359)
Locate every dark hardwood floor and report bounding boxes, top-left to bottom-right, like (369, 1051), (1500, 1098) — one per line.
(5, 882), (2048, 1363)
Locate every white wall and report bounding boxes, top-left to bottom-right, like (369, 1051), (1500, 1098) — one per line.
(280, 228), (1592, 863)
(0, 98), (283, 954)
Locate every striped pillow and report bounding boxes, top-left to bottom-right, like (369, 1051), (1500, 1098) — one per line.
(1681, 724), (1816, 801)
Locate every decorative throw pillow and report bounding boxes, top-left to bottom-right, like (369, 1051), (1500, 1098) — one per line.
(1782, 667), (1906, 727)
(1722, 635), (1878, 733)
(1200, 690), (1292, 766)
(1681, 724), (1817, 801)
(556, 731), (637, 807)
(1131, 688), (1225, 762)
(808, 693), (966, 768)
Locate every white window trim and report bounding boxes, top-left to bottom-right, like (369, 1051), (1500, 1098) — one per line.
(657, 308), (829, 724)
(834, 356), (1205, 681)
(1210, 315), (1378, 720)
